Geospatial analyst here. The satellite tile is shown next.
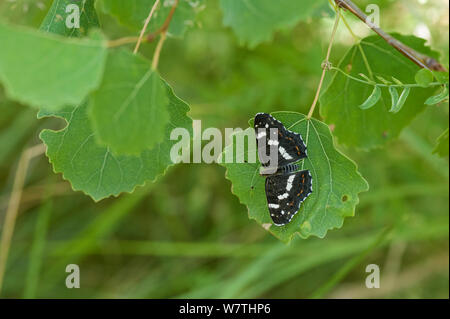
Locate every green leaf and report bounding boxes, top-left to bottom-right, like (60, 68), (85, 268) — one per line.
(0, 22), (107, 110)
(390, 87), (410, 113)
(425, 85), (449, 105)
(220, 0), (319, 48)
(359, 86), (381, 110)
(38, 83), (192, 201)
(40, 0), (100, 37)
(388, 86), (399, 111)
(320, 34), (441, 149)
(89, 49), (170, 155)
(433, 128), (449, 157)
(415, 68), (434, 87)
(101, 0), (204, 38)
(219, 112), (369, 242)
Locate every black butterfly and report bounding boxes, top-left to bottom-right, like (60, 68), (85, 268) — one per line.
(254, 113), (312, 226)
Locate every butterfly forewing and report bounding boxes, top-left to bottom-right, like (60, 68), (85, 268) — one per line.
(254, 113), (307, 168)
(265, 170), (313, 226)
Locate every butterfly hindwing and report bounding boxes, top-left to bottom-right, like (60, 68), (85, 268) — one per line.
(254, 113), (307, 167)
(265, 170), (313, 226)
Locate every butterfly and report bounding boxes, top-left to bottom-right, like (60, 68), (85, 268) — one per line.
(254, 113), (313, 226)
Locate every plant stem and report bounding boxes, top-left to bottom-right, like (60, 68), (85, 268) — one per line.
(108, 37), (139, 48)
(0, 144), (45, 295)
(307, 9), (341, 119)
(334, 0), (446, 71)
(335, 8), (375, 79)
(108, 36), (139, 48)
(152, 31), (167, 70)
(147, 0), (179, 42)
(109, 0), (178, 49)
(133, 0), (161, 54)
(330, 66), (447, 88)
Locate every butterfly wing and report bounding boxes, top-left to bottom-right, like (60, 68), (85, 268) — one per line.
(254, 113), (307, 168)
(265, 170), (313, 226)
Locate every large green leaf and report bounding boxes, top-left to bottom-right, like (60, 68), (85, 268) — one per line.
(39, 83), (192, 201)
(320, 34), (443, 149)
(220, 0), (319, 48)
(0, 22), (107, 110)
(40, 0), (100, 37)
(101, 0), (204, 37)
(433, 128), (449, 157)
(219, 112), (369, 242)
(89, 49), (170, 155)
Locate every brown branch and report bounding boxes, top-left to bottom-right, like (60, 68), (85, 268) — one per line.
(335, 0), (446, 71)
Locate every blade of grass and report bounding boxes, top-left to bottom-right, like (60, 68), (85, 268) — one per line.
(358, 183), (449, 208)
(0, 144), (45, 295)
(50, 240), (285, 258)
(23, 199), (52, 298)
(401, 129), (449, 179)
(310, 227), (391, 298)
(39, 185), (152, 293)
(232, 219), (448, 298)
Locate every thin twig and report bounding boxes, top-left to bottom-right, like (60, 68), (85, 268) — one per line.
(0, 144), (46, 295)
(330, 66), (447, 88)
(133, 0), (161, 54)
(109, 0), (178, 49)
(108, 36), (139, 48)
(147, 0), (179, 42)
(152, 31), (168, 70)
(334, 5), (376, 80)
(307, 9), (341, 119)
(334, 0), (446, 71)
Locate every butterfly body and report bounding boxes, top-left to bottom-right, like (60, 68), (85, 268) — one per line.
(254, 113), (313, 226)
(259, 163), (298, 176)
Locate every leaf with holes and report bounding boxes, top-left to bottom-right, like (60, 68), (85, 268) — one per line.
(40, 0), (100, 37)
(320, 34), (443, 149)
(89, 49), (170, 155)
(219, 112), (369, 242)
(39, 82), (192, 201)
(0, 22), (107, 110)
(220, 0), (319, 48)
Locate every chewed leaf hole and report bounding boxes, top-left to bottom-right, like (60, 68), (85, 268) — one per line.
(342, 195), (349, 202)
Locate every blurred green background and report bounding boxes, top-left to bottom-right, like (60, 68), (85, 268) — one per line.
(0, 0), (448, 298)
